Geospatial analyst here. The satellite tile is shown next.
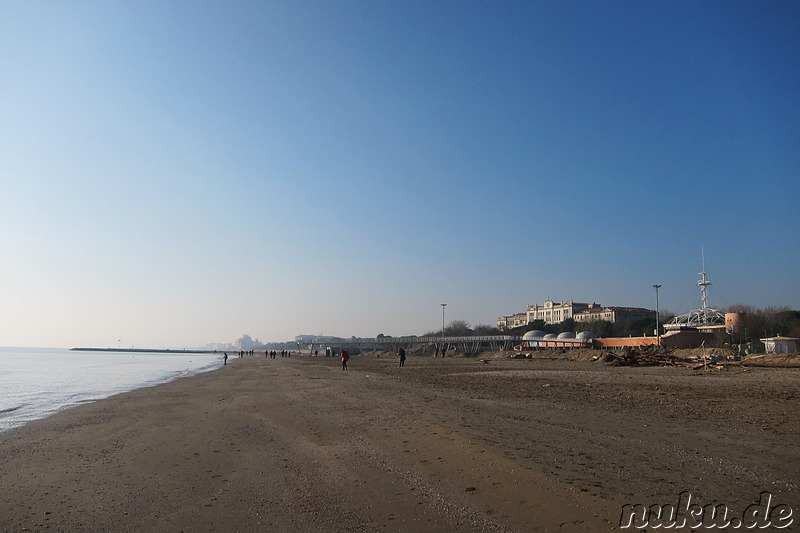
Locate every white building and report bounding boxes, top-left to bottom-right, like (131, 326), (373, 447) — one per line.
(497, 312), (528, 330)
(527, 300), (594, 323)
(498, 300), (596, 330)
(760, 337), (798, 354)
(574, 306), (653, 324)
(235, 334), (261, 350)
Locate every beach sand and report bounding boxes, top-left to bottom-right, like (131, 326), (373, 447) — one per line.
(1, 354), (798, 532)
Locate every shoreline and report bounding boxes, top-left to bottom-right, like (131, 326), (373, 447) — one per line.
(0, 349), (223, 435)
(1, 354), (797, 531)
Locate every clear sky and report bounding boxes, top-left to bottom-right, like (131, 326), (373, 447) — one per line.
(2, 1), (798, 348)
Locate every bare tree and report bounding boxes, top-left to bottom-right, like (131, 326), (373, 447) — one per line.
(472, 324), (500, 336)
(444, 320), (472, 336)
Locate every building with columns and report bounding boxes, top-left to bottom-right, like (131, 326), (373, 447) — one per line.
(498, 300), (596, 330)
(498, 300), (654, 331)
(573, 306), (654, 324)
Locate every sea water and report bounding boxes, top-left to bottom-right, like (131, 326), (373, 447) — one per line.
(0, 347), (223, 434)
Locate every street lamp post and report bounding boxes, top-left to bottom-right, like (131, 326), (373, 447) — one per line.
(653, 284), (662, 346)
(441, 303), (447, 357)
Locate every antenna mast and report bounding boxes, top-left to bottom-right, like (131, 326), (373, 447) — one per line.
(698, 246), (711, 310)
(664, 246), (725, 330)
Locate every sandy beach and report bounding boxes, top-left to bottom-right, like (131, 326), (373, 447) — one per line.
(1, 353), (798, 532)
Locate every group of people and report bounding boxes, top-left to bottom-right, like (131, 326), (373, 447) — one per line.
(340, 347), (406, 369)
(221, 350), (252, 365)
(223, 347), (413, 369)
(223, 350), (291, 364)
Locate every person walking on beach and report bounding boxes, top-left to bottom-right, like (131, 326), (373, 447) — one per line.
(398, 347), (406, 367)
(223, 353), (228, 365)
(341, 349), (349, 370)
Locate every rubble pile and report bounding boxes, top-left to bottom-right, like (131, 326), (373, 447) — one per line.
(602, 346), (681, 367)
(601, 346), (742, 370)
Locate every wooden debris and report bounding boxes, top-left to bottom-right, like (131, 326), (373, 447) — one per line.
(603, 346), (738, 370)
(603, 346), (680, 367)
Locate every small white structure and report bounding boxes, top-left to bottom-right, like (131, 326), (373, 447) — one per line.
(520, 330), (593, 349)
(760, 337), (798, 354)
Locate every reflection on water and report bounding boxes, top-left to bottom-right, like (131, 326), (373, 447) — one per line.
(0, 347), (222, 433)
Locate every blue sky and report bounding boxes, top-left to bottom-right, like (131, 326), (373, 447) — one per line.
(2, 1), (798, 348)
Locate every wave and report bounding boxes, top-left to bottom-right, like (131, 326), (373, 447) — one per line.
(0, 405), (24, 415)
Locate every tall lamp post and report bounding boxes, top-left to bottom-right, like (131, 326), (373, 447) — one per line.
(653, 284), (662, 345)
(441, 303), (447, 356)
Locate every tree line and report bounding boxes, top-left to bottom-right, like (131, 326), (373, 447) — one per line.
(725, 306), (800, 341)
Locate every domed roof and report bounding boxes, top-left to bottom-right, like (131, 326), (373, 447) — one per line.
(557, 332), (576, 339)
(576, 331), (597, 340)
(543, 334), (557, 340)
(523, 330), (546, 340)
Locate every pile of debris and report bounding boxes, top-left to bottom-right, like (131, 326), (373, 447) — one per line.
(600, 346), (743, 370)
(601, 346), (681, 367)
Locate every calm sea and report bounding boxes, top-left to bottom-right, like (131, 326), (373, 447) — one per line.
(0, 347), (223, 434)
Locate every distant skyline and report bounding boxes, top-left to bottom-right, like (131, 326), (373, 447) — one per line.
(2, 1), (798, 348)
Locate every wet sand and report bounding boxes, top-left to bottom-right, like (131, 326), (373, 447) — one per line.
(1, 354), (798, 531)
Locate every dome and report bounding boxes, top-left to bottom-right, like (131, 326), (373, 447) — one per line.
(543, 334), (557, 340)
(523, 330), (546, 340)
(557, 332), (576, 339)
(576, 331), (597, 340)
